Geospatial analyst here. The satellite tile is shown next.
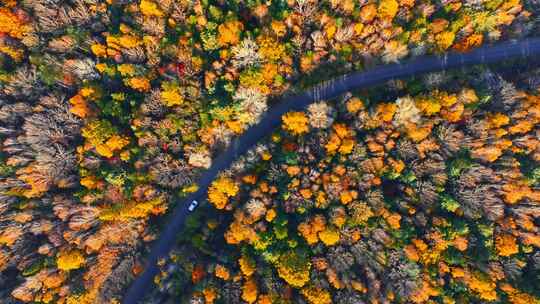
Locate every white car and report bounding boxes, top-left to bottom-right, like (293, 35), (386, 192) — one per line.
(188, 200), (199, 212)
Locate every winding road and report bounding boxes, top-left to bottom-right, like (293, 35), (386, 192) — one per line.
(123, 37), (540, 304)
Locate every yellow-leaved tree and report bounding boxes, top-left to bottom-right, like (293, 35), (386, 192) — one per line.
(208, 177), (239, 209)
(282, 111), (310, 135)
(276, 251), (311, 288)
(378, 0), (399, 20)
(57, 250), (86, 271)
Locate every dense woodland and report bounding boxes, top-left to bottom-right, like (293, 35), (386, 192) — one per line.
(0, 0), (539, 303)
(152, 65), (540, 304)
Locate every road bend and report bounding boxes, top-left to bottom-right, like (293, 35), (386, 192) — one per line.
(123, 37), (540, 304)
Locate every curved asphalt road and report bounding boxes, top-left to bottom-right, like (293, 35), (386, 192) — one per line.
(123, 37), (540, 304)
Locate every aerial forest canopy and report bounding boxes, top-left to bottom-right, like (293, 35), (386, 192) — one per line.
(0, 0), (539, 303)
